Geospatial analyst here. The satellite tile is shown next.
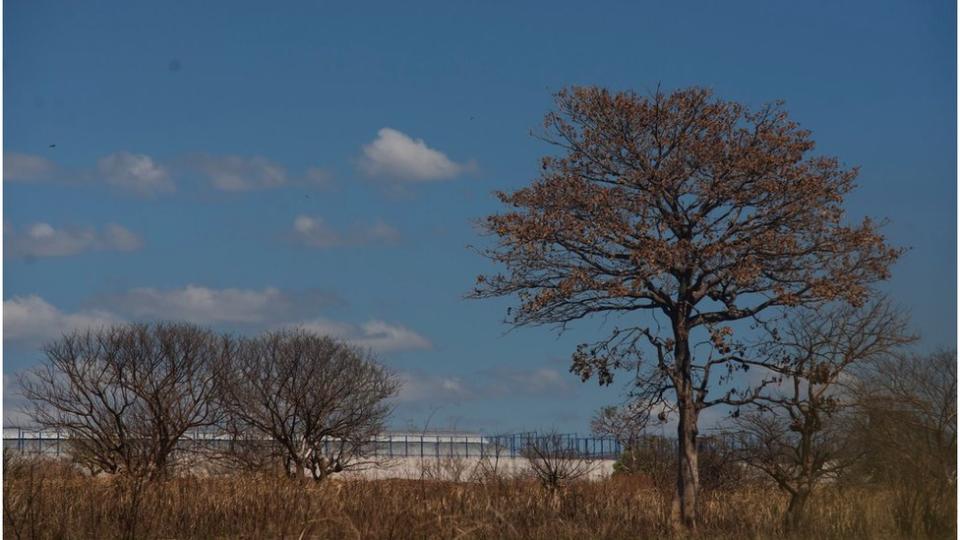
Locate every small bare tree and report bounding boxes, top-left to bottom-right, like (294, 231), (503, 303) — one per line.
(732, 300), (913, 530)
(19, 323), (226, 479)
(591, 403), (649, 450)
(522, 432), (596, 490)
(850, 350), (957, 537)
(218, 329), (399, 481)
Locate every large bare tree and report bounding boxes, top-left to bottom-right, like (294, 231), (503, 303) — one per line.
(19, 323), (226, 479)
(218, 329), (398, 481)
(732, 300), (913, 530)
(472, 86), (901, 527)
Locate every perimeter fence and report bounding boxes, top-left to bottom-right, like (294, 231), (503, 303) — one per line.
(2, 428), (625, 460)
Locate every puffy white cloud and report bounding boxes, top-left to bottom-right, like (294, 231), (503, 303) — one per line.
(295, 318), (432, 353)
(4, 295), (122, 346)
(4, 153), (57, 182)
(104, 285), (290, 324)
(190, 154), (287, 191)
(359, 128), (468, 182)
(292, 215), (400, 248)
(98, 152), (174, 196)
(5, 222), (143, 258)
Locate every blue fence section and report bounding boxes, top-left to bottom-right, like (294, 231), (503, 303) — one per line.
(2, 428), (624, 460)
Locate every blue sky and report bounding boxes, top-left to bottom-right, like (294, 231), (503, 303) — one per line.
(3, 0), (956, 433)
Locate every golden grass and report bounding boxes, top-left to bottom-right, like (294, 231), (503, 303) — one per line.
(3, 457), (954, 539)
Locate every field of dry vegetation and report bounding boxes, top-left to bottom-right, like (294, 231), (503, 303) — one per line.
(4, 453), (954, 540)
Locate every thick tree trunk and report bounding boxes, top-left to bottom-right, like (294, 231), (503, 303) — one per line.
(672, 383), (700, 530)
(784, 489), (810, 531)
(671, 324), (700, 530)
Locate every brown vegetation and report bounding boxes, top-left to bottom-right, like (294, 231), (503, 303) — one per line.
(3, 452), (953, 540)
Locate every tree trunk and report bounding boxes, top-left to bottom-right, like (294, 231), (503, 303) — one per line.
(672, 383), (700, 530)
(784, 489), (810, 531)
(671, 325), (700, 530)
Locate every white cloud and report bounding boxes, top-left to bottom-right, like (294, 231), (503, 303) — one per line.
(191, 155), (287, 191)
(6, 287), (424, 357)
(4, 153), (57, 182)
(5, 222), (143, 258)
(395, 372), (472, 403)
(293, 216), (341, 248)
(98, 152), (174, 196)
(356, 320), (432, 352)
(292, 215), (400, 248)
(101, 224), (143, 251)
(3, 295), (122, 347)
(392, 367), (569, 405)
(105, 285), (290, 324)
(482, 367), (572, 397)
(296, 318), (432, 353)
(359, 128), (468, 182)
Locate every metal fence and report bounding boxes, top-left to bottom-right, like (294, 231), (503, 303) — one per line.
(2, 428), (624, 460)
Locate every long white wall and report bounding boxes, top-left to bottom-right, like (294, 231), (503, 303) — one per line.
(339, 456), (617, 481)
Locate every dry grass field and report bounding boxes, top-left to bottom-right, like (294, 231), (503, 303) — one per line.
(3, 455), (954, 540)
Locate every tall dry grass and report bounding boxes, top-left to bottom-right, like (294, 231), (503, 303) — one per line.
(3, 454), (954, 539)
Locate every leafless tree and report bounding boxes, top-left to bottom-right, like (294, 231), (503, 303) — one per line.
(732, 300), (913, 530)
(18, 323), (226, 479)
(521, 432), (596, 490)
(471, 86), (901, 528)
(850, 350), (957, 537)
(217, 329), (399, 481)
(591, 403), (649, 450)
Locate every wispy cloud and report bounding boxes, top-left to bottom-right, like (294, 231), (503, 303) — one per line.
(359, 128), (471, 182)
(187, 154), (288, 192)
(5, 289), (426, 359)
(395, 372), (472, 403)
(97, 152), (175, 196)
(3, 153), (58, 182)
(102, 285), (292, 324)
(294, 318), (432, 353)
(5, 222), (143, 259)
(392, 365), (574, 406)
(292, 215), (400, 248)
(6, 152), (333, 195)
(481, 367), (573, 397)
